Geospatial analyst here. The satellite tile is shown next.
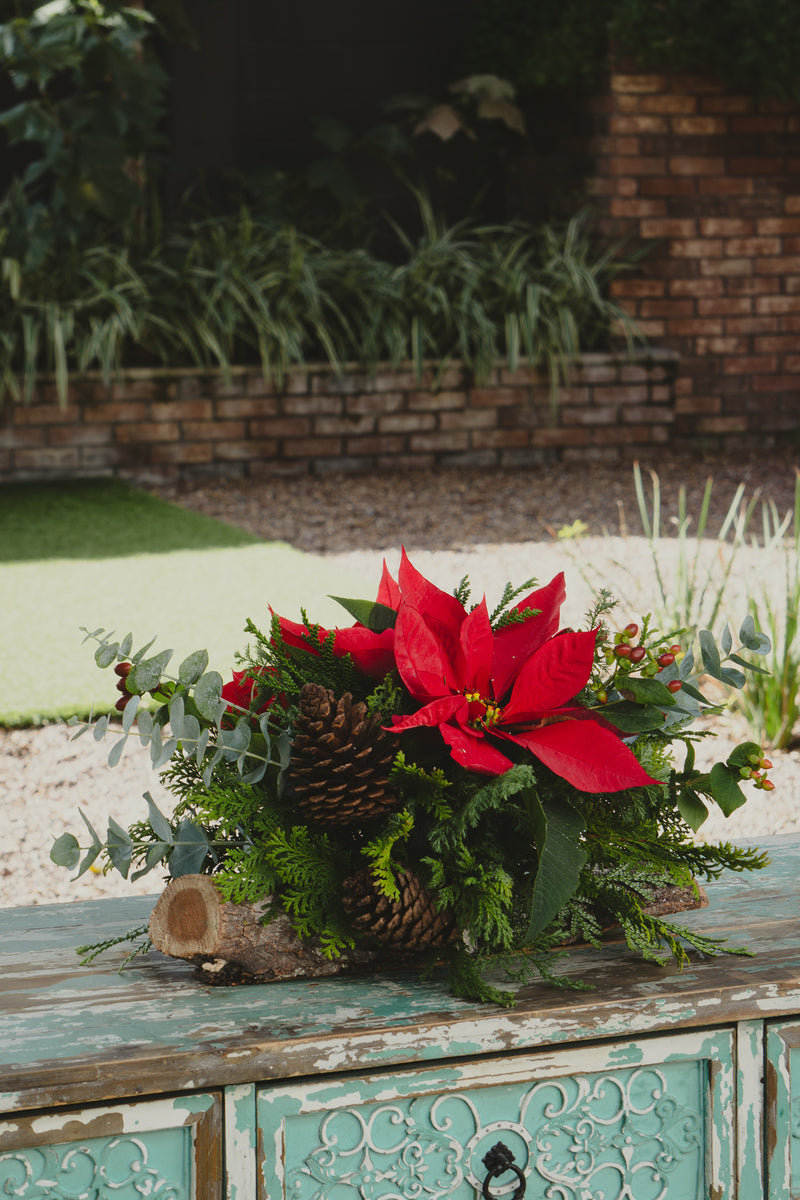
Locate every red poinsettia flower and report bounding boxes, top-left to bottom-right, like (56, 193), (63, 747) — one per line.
(221, 668), (275, 720)
(389, 554), (658, 793)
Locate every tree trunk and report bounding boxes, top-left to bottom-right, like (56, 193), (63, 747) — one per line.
(149, 875), (374, 983)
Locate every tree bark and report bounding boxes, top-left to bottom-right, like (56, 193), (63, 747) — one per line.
(149, 875), (373, 982)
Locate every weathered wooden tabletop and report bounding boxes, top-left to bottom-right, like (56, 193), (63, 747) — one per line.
(2, 834), (799, 1113)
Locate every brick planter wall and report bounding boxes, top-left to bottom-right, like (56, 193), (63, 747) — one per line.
(0, 352), (676, 484)
(592, 70), (800, 451)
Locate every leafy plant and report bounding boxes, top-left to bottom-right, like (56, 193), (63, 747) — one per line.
(734, 473), (800, 749)
(54, 552), (772, 1005)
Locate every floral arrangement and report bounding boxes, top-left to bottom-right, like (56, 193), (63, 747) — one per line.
(54, 551), (773, 1005)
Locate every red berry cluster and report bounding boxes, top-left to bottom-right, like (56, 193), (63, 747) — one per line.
(598, 622), (684, 701)
(114, 661), (133, 712)
(740, 752), (775, 791)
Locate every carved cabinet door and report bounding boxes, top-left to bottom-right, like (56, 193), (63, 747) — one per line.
(252, 1029), (738, 1200)
(767, 1020), (800, 1199)
(0, 1091), (222, 1199)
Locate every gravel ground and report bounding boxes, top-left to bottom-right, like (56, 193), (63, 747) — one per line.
(4, 449), (800, 910)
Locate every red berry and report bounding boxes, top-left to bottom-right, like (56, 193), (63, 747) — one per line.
(666, 680), (682, 693)
(114, 661), (132, 677)
(669, 644), (682, 655)
(762, 779), (776, 791)
(629, 646), (647, 664)
(624, 623), (639, 639)
(614, 644), (632, 659)
(658, 652), (675, 668)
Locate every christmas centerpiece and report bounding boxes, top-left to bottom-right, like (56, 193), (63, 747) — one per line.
(53, 551), (773, 1005)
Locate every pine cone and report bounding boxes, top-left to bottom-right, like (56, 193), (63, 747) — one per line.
(342, 867), (458, 953)
(290, 683), (399, 827)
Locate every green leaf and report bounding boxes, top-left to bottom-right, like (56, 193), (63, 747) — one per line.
(720, 624), (732, 656)
(128, 649), (173, 695)
(50, 832), (81, 868)
(136, 707), (153, 744)
(178, 649), (209, 686)
(194, 670), (224, 721)
(119, 632), (133, 658)
(618, 676), (677, 707)
(725, 741), (763, 770)
(168, 694), (185, 737)
(168, 820), (210, 877)
(739, 613), (771, 653)
(106, 817), (133, 878)
(676, 789), (709, 832)
(121, 693), (139, 733)
(144, 791), (174, 844)
(699, 630), (722, 678)
(329, 596), (397, 632)
(521, 793), (587, 944)
(75, 842), (103, 880)
(706, 764), (748, 818)
(107, 736), (127, 768)
(728, 652), (771, 676)
(599, 701), (667, 733)
(131, 842), (172, 881)
(94, 640), (119, 668)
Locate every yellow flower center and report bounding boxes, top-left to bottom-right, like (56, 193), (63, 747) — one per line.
(464, 691), (502, 729)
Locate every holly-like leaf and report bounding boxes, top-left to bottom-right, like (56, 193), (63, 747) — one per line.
(676, 789), (709, 832)
(329, 596), (398, 632)
(618, 676), (677, 706)
(600, 701), (667, 733)
(725, 741), (763, 770)
(706, 763), (748, 818)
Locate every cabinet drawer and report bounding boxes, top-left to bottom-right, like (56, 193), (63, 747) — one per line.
(767, 1021), (800, 1199)
(0, 1092), (221, 1199)
(257, 1030), (735, 1200)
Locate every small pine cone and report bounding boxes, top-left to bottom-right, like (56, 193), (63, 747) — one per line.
(342, 867), (458, 953)
(290, 683), (399, 827)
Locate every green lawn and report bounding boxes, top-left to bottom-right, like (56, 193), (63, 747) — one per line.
(0, 480), (372, 724)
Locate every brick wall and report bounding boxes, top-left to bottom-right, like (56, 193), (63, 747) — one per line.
(592, 70), (800, 451)
(0, 353), (676, 484)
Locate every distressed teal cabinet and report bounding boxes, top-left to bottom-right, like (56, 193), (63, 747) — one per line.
(2, 835), (800, 1200)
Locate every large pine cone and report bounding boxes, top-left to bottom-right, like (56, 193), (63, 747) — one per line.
(290, 683), (399, 827)
(342, 867), (459, 953)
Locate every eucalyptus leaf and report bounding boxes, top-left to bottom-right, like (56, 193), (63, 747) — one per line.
(75, 842), (103, 880)
(131, 842), (172, 881)
(94, 640), (119, 669)
(130, 635), (157, 665)
(720, 624), (732, 656)
(121, 693), (139, 733)
(728, 652), (770, 676)
(168, 694), (185, 738)
(240, 759), (268, 784)
(136, 707), (153, 744)
(50, 832), (81, 869)
(178, 649), (209, 686)
(107, 736), (127, 768)
(719, 666), (746, 690)
(128, 649), (173, 695)
(92, 715), (109, 741)
(194, 670), (224, 721)
(78, 808), (102, 847)
(145, 791), (174, 844)
(119, 632), (133, 658)
(152, 737), (178, 770)
(106, 817), (134, 878)
(699, 630), (722, 678)
(168, 820), (210, 877)
(195, 725), (211, 767)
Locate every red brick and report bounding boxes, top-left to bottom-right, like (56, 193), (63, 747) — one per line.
(213, 440), (278, 461)
(671, 239), (724, 258)
(786, 197), (800, 214)
(782, 357), (800, 372)
(669, 156), (725, 175)
(609, 136), (641, 156)
(561, 405), (618, 426)
(636, 319), (667, 337)
(615, 176), (639, 196)
(116, 421), (180, 443)
(282, 437), (342, 458)
(314, 414), (377, 436)
(730, 116), (788, 134)
(9, 403), (81, 425)
(606, 157), (667, 176)
(727, 316), (780, 334)
(727, 277), (781, 295)
(470, 387), (520, 408)
(609, 198), (668, 218)
(610, 279), (667, 298)
(470, 429), (530, 450)
(699, 218), (755, 237)
(756, 295), (800, 314)
(217, 397), (281, 418)
(671, 116), (727, 135)
(593, 385), (649, 405)
(620, 404), (673, 424)
(694, 337), (750, 356)
(84, 402), (148, 423)
(610, 114), (669, 134)
(13, 447), (81, 470)
(409, 431), (470, 453)
(378, 412), (436, 434)
(669, 278), (724, 297)
(700, 259), (754, 276)
(698, 177), (755, 195)
(343, 435), (404, 455)
(440, 409), (497, 431)
(785, 238), (800, 254)
(610, 74), (668, 93)
(639, 299), (695, 318)
(250, 417), (310, 437)
(181, 419), (247, 441)
(150, 442), (213, 464)
(695, 297), (753, 316)
(756, 256), (800, 276)
(640, 218), (698, 238)
(754, 336), (799, 353)
(675, 394), (721, 414)
(729, 157), (784, 175)
(282, 396), (339, 416)
(669, 319), (725, 336)
(725, 238), (782, 257)
(532, 427), (591, 448)
(701, 96), (754, 114)
(751, 374), (800, 391)
(697, 415), (748, 433)
(722, 356), (778, 374)
(639, 94), (698, 115)
(407, 389), (466, 411)
(344, 392), (404, 415)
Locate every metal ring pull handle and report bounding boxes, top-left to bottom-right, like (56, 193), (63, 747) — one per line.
(480, 1142), (526, 1200)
